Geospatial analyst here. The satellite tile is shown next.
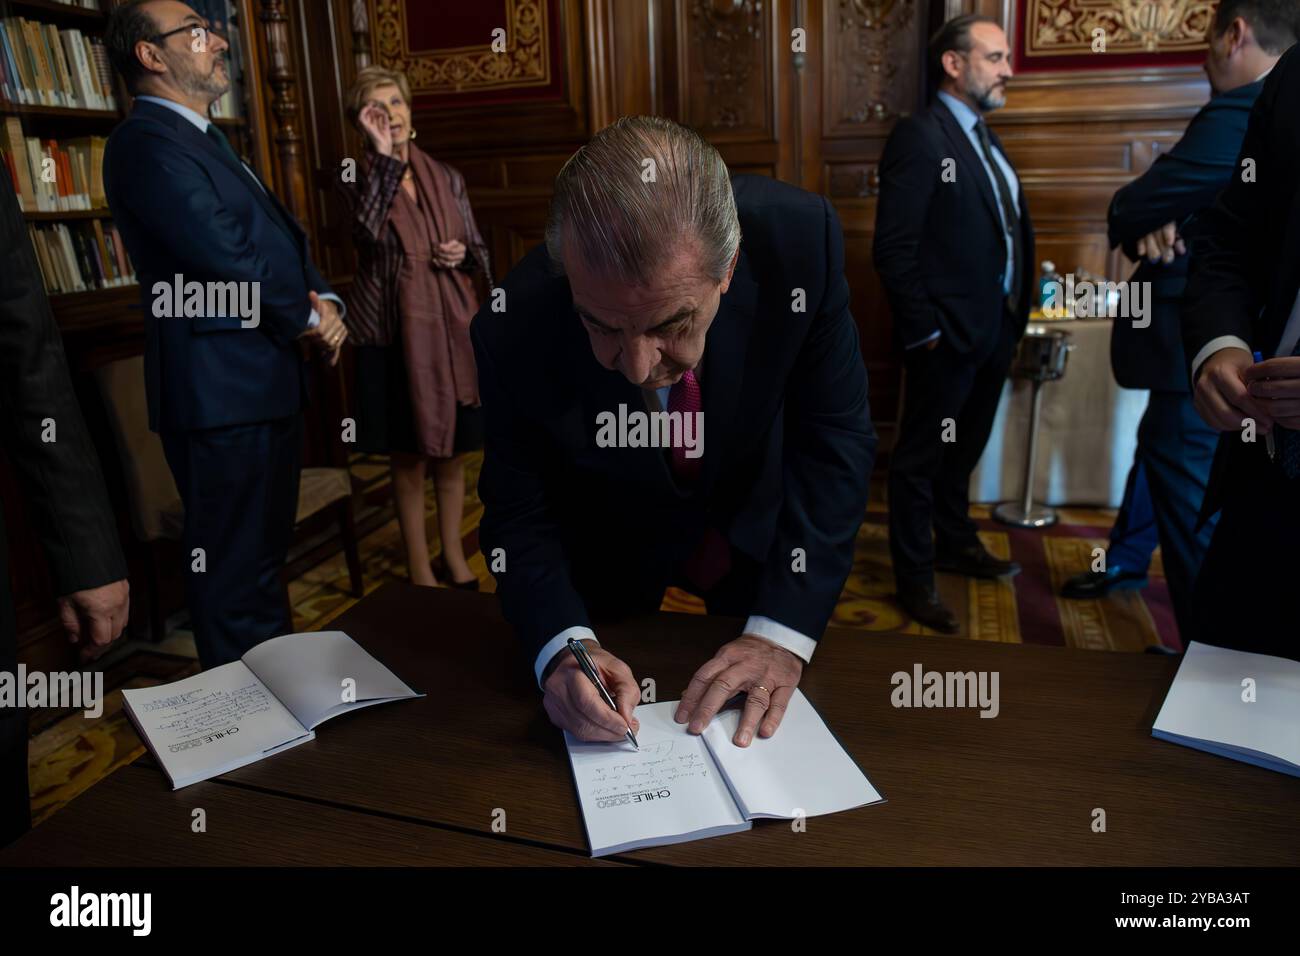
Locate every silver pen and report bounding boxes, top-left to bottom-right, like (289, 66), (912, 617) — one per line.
(566, 639), (638, 749)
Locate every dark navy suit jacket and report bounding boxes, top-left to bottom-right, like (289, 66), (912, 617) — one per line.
(873, 100), (1036, 360)
(472, 175), (877, 666)
(1108, 77), (1264, 393)
(1185, 47), (1300, 521)
(104, 99), (332, 433)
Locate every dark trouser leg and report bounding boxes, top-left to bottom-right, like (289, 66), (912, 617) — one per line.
(161, 415), (303, 669)
(1106, 456), (1159, 575)
(888, 343), (979, 589)
(1138, 393), (1218, 645)
(933, 319), (1018, 553)
(0, 521), (30, 847)
(1192, 440), (1300, 661)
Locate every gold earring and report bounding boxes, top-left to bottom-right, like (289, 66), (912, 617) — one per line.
(409, 128), (417, 140)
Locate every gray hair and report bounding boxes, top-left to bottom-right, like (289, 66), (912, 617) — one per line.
(544, 116), (741, 285)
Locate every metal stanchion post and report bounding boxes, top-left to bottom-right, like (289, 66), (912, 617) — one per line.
(993, 327), (1072, 529)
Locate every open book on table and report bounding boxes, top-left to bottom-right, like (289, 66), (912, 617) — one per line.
(565, 687), (884, 856)
(122, 631), (421, 789)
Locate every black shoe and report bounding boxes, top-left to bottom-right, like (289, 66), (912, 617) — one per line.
(431, 555), (480, 591)
(1060, 566), (1147, 599)
(897, 583), (960, 634)
(935, 542), (1021, 579)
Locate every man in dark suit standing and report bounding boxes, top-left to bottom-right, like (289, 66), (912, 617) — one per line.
(1061, 0), (1292, 644)
(1184, 34), (1300, 660)
(474, 117), (875, 746)
(103, 1), (345, 667)
(873, 15), (1034, 633)
(0, 176), (131, 846)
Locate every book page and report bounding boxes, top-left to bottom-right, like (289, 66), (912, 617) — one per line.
(565, 700), (749, 856)
(1153, 642), (1300, 770)
(702, 688), (884, 819)
(242, 631), (422, 730)
(121, 661), (310, 786)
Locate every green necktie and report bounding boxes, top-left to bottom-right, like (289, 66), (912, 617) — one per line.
(204, 122), (242, 165)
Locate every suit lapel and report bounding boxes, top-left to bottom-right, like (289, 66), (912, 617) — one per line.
(933, 102), (1002, 232)
(133, 101), (304, 252)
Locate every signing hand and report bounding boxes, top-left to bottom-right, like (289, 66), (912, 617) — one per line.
(1135, 221), (1185, 265)
(1194, 347), (1272, 433)
(542, 641), (641, 742)
(304, 291), (347, 366)
(358, 103), (393, 157)
(57, 579), (129, 663)
(1243, 355), (1300, 431)
(434, 239), (466, 269)
(675, 635), (804, 747)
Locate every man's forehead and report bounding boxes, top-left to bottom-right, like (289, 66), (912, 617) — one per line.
(572, 279), (697, 324)
(148, 0), (202, 24)
(970, 23), (1008, 54)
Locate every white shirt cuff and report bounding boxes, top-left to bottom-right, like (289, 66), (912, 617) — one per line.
(743, 616), (817, 663)
(534, 626), (599, 688)
(905, 329), (941, 350)
(1190, 335), (1252, 382)
(318, 293), (346, 320)
(306, 294), (346, 331)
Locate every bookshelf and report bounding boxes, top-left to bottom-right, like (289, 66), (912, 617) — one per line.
(0, 0), (268, 333)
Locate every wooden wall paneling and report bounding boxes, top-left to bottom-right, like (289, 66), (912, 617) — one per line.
(350, 0), (372, 70)
(675, 0), (789, 179)
(252, 0), (314, 226)
(289, 0), (355, 281)
(811, 0), (929, 454)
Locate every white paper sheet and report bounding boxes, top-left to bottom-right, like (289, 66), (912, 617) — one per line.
(1152, 641), (1300, 775)
(242, 630), (421, 730)
(121, 661), (312, 788)
(702, 688), (884, 818)
(564, 700), (750, 856)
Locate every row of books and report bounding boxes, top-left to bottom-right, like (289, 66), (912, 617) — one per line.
(2, 116), (105, 210)
(0, 16), (117, 111)
(28, 218), (136, 295)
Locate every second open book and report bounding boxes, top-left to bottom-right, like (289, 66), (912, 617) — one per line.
(122, 631), (422, 789)
(565, 688), (884, 856)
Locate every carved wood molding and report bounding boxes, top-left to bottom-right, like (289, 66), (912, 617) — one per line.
(682, 0), (770, 136)
(254, 0), (310, 224)
(825, 0), (918, 136)
(352, 0), (372, 70)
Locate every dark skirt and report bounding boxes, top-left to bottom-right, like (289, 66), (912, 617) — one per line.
(353, 343), (483, 457)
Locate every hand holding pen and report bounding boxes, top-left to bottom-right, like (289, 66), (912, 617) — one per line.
(540, 638), (641, 745)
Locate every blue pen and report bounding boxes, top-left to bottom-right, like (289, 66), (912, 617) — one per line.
(1254, 351), (1276, 460)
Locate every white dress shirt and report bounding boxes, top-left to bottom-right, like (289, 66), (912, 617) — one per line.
(134, 95), (343, 329)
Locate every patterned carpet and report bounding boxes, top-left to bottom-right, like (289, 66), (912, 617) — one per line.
(25, 451), (1176, 827)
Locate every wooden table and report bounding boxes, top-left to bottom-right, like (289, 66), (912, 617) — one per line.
(5, 584), (1297, 866)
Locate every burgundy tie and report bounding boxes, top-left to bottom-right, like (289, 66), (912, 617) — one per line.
(667, 368), (703, 483)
